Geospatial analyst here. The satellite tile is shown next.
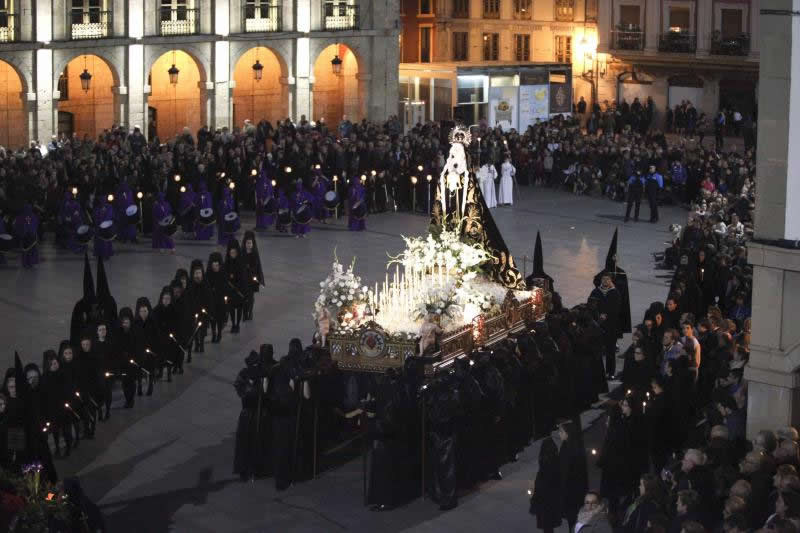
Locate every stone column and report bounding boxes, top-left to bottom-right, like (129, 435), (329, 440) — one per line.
(745, 0), (800, 438)
(127, 44), (147, 136)
(749, 4), (760, 59)
(35, 49), (54, 143)
(201, 82), (213, 128)
(295, 36), (311, 122)
(695, 0), (713, 56)
(112, 86), (128, 128)
(597, 0), (611, 52)
(212, 41), (231, 130)
(644, 0), (659, 53)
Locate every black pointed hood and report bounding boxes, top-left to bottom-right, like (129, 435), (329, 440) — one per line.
(96, 255), (117, 322)
(526, 231), (553, 288)
(605, 228), (619, 272)
(83, 252), (96, 304)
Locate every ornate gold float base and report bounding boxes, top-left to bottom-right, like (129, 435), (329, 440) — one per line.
(328, 289), (550, 375)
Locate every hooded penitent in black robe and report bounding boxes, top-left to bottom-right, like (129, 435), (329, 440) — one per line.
(269, 355), (298, 491)
(225, 239), (249, 332)
(593, 229), (632, 337)
(241, 231), (264, 321)
(113, 307), (137, 407)
(41, 350), (70, 456)
(206, 252), (228, 343)
(133, 297), (157, 395)
(233, 347), (275, 480)
(153, 286), (178, 382)
(187, 259), (213, 352)
(426, 373), (460, 511)
(70, 253), (98, 347)
(367, 369), (409, 509)
(15, 354), (57, 483)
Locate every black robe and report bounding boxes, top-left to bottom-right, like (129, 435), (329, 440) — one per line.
(233, 362), (272, 478)
(205, 268), (228, 327)
(153, 303), (178, 367)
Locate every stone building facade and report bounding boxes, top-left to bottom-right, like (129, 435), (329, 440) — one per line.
(0, 0), (400, 148)
(400, 0), (759, 128)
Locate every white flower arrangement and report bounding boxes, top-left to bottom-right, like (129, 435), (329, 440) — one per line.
(390, 228), (490, 281)
(314, 255), (370, 329)
(414, 286), (461, 323)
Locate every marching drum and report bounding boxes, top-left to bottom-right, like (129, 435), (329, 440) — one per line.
(263, 196), (277, 215)
(352, 201), (368, 220)
(125, 204), (139, 225)
(222, 211), (240, 234)
(21, 233), (37, 251)
(323, 190), (339, 209)
(76, 224), (92, 245)
(277, 208), (291, 226)
(98, 220), (117, 241)
(198, 207), (216, 226)
(0, 233), (15, 252)
(158, 215), (178, 236)
(292, 203), (312, 225)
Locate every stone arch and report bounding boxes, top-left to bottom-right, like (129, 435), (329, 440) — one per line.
(311, 43), (364, 126)
(308, 38), (367, 77)
(0, 53), (32, 95)
(56, 54), (119, 140)
(148, 49), (208, 141)
(231, 46), (290, 128)
(0, 58), (28, 149)
(229, 40), (292, 80)
(144, 44), (210, 83)
(53, 49), (122, 92)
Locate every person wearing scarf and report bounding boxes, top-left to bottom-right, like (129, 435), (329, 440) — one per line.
(575, 492), (613, 532)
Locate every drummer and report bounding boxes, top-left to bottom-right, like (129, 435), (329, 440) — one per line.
(255, 167), (275, 230)
(93, 194), (114, 260)
(14, 203), (40, 268)
(311, 166), (330, 224)
(178, 184), (196, 238)
(217, 183), (238, 247)
(195, 182), (214, 241)
(275, 189), (289, 233)
(348, 177), (367, 232)
(115, 181), (138, 244)
(59, 189), (87, 252)
(152, 192), (175, 253)
(291, 179), (314, 238)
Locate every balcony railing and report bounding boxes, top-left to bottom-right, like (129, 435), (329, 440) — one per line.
(70, 10), (112, 40)
(711, 32), (750, 56)
(658, 31), (697, 53)
(322, 2), (359, 31)
(452, 9), (469, 18)
(513, 9), (531, 20)
(483, 10), (500, 19)
(610, 29), (644, 51)
(242, 3), (282, 32)
(0, 13), (18, 42)
(159, 7), (198, 36)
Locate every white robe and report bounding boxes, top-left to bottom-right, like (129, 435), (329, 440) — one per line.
(498, 162), (515, 205)
(478, 165), (497, 208)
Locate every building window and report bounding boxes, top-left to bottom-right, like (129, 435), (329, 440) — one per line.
(160, 0), (197, 35)
(419, 0), (431, 15)
(420, 26), (432, 62)
(483, 0), (500, 19)
(243, 1), (281, 32)
(323, 1), (359, 31)
(71, 0), (111, 39)
(0, 0), (17, 42)
(452, 0), (469, 18)
(585, 0), (598, 22)
(513, 0), (531, 19)
(483, 32), (499, 60)
(453, 31), (469, 61)
(555, 35), (571, 63)
(514, 34), (530, 61)
(668, 6), (691, 32)
(555, 0), (573, 22)
(619, 5), (640, 28)
(721, 8), (743, 38)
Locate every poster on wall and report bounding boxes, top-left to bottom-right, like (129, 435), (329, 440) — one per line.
(489, 87), (519, 132)
(549, 76), (572, 115)
(519, 85), (549, 131)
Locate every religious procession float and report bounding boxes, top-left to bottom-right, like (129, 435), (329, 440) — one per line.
(312, 126), (551, 375)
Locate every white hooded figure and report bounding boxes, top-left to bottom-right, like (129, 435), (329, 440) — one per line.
(498, 157), (516, 206)
(478, 163), (498, 208)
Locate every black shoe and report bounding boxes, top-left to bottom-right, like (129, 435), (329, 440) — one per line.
(489, 471), (502, 481)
